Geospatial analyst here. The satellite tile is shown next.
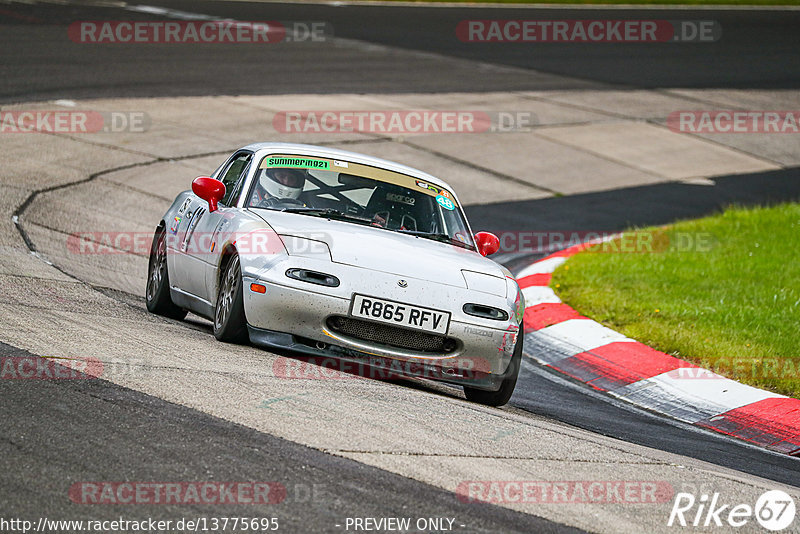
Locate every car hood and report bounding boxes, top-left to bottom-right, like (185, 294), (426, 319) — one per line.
(253, 209), (507, 293)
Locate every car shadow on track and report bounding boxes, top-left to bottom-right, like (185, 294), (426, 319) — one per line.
(247, 342), (469, 402)
(103, 274), (474, 402)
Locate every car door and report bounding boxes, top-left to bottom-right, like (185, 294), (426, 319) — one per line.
(168, 192), (208, 301)
(182, 151), (253, 302)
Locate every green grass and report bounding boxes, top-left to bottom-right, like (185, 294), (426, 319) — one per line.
(551, 203), (800, 398)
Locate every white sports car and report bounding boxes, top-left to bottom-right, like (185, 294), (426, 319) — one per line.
(146, 143), (525, 406)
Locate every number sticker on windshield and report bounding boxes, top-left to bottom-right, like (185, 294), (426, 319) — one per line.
(436, 194), (455, 211)
(264, 156), (330, 170)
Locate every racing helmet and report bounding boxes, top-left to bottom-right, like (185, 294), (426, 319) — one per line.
(259, 168), (306, 200)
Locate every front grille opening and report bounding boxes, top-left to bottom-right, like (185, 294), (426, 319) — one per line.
(327, 316), (458, 354)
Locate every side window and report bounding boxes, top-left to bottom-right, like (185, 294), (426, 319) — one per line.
(219, 153), (252, 207)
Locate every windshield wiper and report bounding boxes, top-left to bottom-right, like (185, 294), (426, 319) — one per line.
(281, 207), (334, 214)
(281, 207), (373, 225)
(396, 230), (474, 249)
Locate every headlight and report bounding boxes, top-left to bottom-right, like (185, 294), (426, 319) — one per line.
(279, 235), (331, 260)
(461, 270), (507, 295)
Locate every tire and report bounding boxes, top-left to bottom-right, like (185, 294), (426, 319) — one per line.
(463, 324), (524, 407)
(146, 226), (188, 320)
(213, 253), (249, 343)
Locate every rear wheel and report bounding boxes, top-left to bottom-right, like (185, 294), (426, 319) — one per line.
(213, 253), (249, 343)
(145, 226), (187, 320)
(463, 325), (524, 407)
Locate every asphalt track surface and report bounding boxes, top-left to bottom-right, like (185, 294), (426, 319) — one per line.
(2, 0), (800, 530)
(0, 340), (575, 533)
(472, 167), (800, 269)
(1, 0), (800, 104)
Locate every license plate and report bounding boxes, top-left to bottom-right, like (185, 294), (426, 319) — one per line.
(350, 294), (450, 335)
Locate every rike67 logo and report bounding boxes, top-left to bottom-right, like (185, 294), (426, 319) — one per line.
(668, 490), (796, 531)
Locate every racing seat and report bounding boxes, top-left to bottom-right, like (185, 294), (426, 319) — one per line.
(364, 186), (430, 231)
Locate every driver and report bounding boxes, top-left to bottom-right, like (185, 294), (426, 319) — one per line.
(250, 168), (307, 208)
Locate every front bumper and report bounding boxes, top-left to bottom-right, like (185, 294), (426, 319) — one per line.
(242, 260), (519, 391)
(247, 325), (516, 391)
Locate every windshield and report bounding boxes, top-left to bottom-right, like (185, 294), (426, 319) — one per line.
(247, 154), (475, 250)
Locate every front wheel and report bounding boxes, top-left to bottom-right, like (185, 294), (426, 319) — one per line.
(213, 253), (249, 343)
(146, 226), (187, 320)
(463, 325), (524, 407)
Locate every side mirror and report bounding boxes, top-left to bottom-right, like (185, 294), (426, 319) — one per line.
(192, 176), (226, 213)
(474, 231), (500, 257)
